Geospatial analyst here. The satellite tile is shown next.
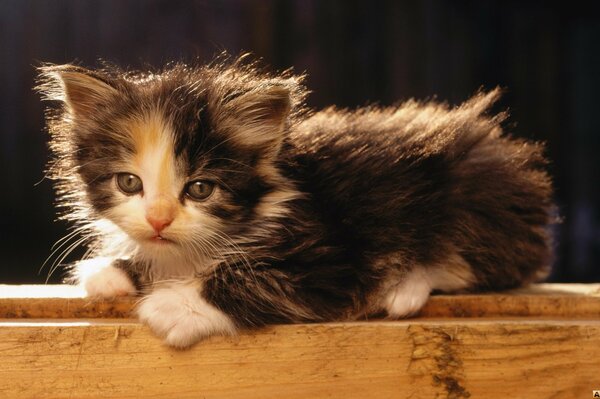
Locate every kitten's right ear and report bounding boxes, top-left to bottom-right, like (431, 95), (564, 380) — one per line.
(37, 64), (118, 118)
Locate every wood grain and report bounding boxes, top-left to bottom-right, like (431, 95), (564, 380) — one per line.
(0, 319), (598, 398)
(0, 284), (599, 398)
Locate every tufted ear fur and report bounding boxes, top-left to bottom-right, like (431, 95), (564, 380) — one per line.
(219, 82), (293, 157)
(37, 65), (118, 119)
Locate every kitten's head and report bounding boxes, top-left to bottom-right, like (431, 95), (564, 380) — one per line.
(37, 57), (306, 264)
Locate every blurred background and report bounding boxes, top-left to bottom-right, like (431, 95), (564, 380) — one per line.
(0, 0), (598, 283)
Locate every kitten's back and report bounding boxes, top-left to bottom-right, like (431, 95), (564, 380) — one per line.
(287, 89), (554, 290)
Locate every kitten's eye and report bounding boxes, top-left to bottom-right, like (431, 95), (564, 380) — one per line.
(116, 173), (143, 195)
(185, 180), (215, 201)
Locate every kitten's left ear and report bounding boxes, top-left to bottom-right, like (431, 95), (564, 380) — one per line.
(37, 64), (118, 119)
(221, 81), (293, 157)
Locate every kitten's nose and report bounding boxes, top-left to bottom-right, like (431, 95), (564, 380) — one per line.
(146, 215), (173, 233)
(146, 196), (176, 233)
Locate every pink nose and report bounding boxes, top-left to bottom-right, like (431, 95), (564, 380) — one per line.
(145, 196), (176, 233)
(146, 216), (173, 233)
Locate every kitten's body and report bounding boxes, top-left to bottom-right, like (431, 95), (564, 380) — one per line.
(38, 58), (554, 347)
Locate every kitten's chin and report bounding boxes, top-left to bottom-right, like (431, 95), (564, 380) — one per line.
(137, 239), (183, 261)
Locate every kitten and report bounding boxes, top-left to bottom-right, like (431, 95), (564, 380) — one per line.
(37, 57), (555, 348)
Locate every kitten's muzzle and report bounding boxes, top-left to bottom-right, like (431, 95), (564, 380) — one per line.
(145, 196), (176, 234)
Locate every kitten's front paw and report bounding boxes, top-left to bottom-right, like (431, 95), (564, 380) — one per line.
(76, 258), (136, 298)
(137, 282), (236, 348)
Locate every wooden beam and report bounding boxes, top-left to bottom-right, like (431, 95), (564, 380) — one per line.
(0, 284), (598, 398)
(0, 319), (598, 398)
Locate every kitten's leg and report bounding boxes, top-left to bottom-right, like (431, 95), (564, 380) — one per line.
(384, 267), (432, 318)
(383, 256), (475, 318)
(138, 265), (320, 348)
(137, 280), (236, 348)
(73, 257), (137, 298)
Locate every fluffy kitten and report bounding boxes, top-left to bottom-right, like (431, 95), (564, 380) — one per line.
(37, 57), (554, 347)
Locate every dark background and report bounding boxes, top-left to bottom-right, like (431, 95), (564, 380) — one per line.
(0, 0), (598, 283)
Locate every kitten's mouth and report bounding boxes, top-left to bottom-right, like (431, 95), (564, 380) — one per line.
(148, 235), (175, 245)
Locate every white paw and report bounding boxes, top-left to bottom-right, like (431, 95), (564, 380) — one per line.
(76, 258), (137, 298)
(137, 282), (236, 348)
(384, 267), (431, 318)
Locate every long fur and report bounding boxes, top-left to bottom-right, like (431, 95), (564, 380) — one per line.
(37, 56), (555, 346)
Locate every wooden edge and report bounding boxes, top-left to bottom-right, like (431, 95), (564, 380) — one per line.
(0, 297), (135, 318)
(420, 294), (600, 318)
(0, 284), (599, 319)
(0, 319), (598, 398)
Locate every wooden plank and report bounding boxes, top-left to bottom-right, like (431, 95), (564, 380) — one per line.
(0, 284), (599, 398)
(0, 319), (598, 399)
(1, 284), (599, 319)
